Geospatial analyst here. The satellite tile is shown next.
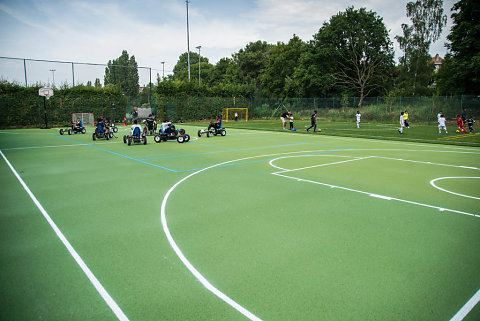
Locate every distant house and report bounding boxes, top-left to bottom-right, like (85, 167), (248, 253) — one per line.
(431, 54), (443, 72)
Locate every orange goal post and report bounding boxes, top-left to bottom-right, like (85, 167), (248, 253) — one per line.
(223, 108), (248, 122)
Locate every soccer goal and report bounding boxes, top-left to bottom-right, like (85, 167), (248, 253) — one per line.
(223, 108), (248, 122)
(71, 113), (95, 126)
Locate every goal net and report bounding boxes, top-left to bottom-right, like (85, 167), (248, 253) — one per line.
(71, 113), (95, 126)
(223, 108), (248, 122)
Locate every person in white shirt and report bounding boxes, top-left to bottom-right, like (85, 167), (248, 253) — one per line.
(437, 111), (443, 123)
(438, 114), (448, 134)
(399, 111), (405, 134)
(356, 111), (361, 128)
(130, 119), (142, 136)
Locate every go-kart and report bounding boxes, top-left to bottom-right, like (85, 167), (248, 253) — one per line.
(109, 123), (118, 133)
(154, 123), (190, 143)
(60, 126), (86, 135)
(123, 127), (147, 145)
(92, 124), (114, 141)
(198, 121), (226, 137)
(143, 122), (157, 136)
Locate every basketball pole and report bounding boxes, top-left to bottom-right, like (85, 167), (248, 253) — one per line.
(42, 95), (50, 129)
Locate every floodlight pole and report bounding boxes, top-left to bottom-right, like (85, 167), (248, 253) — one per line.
(50, 69), (56, 87)
(196, 46), (201, 85)
(161, 61), (165, 80)
(186, 0), (191, 82)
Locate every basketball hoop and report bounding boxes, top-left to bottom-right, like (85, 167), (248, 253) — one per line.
(39, 87), (54, 100)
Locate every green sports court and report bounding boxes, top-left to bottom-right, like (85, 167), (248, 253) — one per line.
(1, 124), (479, 321)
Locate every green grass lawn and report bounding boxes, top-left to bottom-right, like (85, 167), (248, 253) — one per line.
(0, 125), (479, 321)
(196, 119), (480, 147)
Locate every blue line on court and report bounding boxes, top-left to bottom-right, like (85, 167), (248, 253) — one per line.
(139, 142), (311, 161)
(51, 134), (180, 172)
(51, 134), (356, 173)
(228, 133), (348, 149)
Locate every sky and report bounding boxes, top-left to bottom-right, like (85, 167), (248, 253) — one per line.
(0, 0), (457, 87)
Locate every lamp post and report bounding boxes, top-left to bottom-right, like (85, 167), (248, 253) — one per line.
(186, 0), (191, 81)
(196, 46), (201, 85)
(49, 69), (56, 87)
(161, 61), (165, 80)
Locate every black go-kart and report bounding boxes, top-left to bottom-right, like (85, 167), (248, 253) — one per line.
(198, 122), (226, 137)
(60, 126), (86, 135)
(123, 131), (147, 146)
(92, 124), (114, 141)
(154, 123), (190, 143)
(143, 122), (157, 136)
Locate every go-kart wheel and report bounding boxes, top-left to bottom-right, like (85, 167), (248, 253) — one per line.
(113, 127), (118, 133)
(220, 129), (226, 136)
(177, 136), (185, 143)
(59, 129), (64, 135)
(179, 129), (185, 135)
(109, 132), (114, 138)
(154, 135), (161, 143)
(123, 135), (127, 143)
(128, 137), (132, 145)
(143, 136), (147, 145)
(81, 128), (86, 134)
(68, 129), (72, 135)
(92, 133), (96, 141)
(184, 134), (190, 142)
(198, 130), (202, 137)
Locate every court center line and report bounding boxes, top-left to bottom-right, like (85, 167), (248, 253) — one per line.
(0, 150), (129, 321)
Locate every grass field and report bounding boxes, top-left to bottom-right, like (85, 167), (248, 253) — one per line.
(1, 122), (479, 321)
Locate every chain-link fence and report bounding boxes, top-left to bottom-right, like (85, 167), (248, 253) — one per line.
(1, 89), (478, 128)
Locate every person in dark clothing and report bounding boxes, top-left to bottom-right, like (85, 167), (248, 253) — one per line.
(306, 110), (317, 132)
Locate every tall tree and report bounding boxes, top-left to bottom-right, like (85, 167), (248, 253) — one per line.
(440, 0), (480, 94)
(396, 0), (447, 95)
(299, 7), (394, 105)
(232, 40), (273, 84)
(261, 35), (307, 97)
(104, 50), (140, 97)
(172, 52), (210, 82)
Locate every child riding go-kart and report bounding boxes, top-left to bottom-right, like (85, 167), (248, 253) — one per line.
(123, 120), (147, 145)
(198, 116), (226, 137)
(60, 119), (86, 135)
(154, 120), (190, 143)
(92, 118), (114, 141)
(143, 114), (157, 136)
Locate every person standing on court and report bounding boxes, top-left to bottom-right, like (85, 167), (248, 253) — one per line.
(307, 110), (317, 132)
(356, 111), (361, 128)
(280, 111), (290, 130)
(404, 110), (410, 128)
(234, 112), (238, 121)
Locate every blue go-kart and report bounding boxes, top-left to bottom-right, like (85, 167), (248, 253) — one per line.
(123, 127), (147, 145)
(198, 121), (226, 137)
(92, 123), (114, 141)
(60, 121), (86, 135)
(154, 123), (190, 143)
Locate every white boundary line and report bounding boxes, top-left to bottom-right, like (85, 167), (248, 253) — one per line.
(430, 177), (480, 200)
(449, 289), (480, 321)
(270, 155), (480, 219)
(161, 149), (355, 321)
(0, 150), (129, 321)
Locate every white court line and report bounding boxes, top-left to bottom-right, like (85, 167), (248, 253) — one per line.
(269, 155), (371, 172)
(430, 177), (480, 200)
(270, 154), (480, 219)
(450, 288), (480, 321)
(272, 172), (480, 218)
(0, 151), (129, 321)
(161, 149), (360, 321)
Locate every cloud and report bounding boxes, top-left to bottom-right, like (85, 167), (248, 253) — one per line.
(0, 0), (455, 86)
